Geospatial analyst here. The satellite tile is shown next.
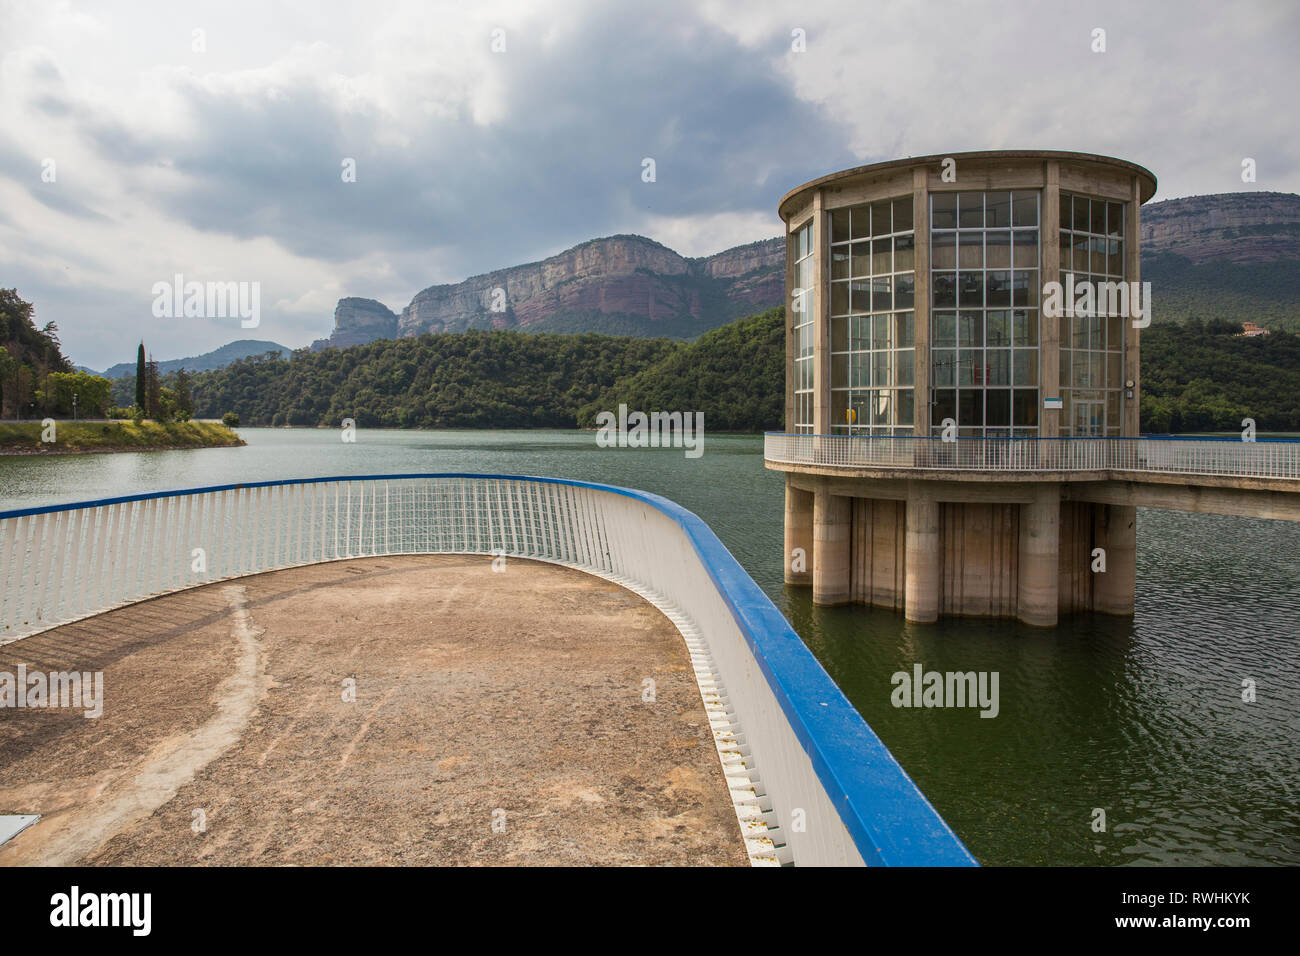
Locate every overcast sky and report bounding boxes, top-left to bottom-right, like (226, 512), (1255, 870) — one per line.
(1, 0), (1296, 369)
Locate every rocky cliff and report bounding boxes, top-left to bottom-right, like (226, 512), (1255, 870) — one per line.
(1141, 191), (1300, 264)
(314, 234), (784, 349)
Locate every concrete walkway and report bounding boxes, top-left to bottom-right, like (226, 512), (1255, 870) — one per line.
(0, 555), (747, 866)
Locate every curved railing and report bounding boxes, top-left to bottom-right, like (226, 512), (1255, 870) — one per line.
(0, 474), (975, 868)
(765, 433), (1300, 479)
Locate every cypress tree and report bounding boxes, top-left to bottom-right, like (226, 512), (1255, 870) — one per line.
(134, 342), (146, 410)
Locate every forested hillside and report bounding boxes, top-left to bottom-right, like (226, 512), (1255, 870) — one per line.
(188, 307), (1300, 433)
(189, 331), (678, 427)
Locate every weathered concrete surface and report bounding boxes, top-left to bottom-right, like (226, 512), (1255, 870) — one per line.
(0, 555), (747, 866)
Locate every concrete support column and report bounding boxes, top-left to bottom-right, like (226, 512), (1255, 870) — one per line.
(1018, 483), (1060, 627)
(784, 481), (814, 587)
(812, 485), (851, 605)
(1092, 504), (1136, 615)
(904, 485), (940, 623)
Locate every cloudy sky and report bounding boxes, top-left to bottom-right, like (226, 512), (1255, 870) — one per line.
(1, 0), (1296, 369)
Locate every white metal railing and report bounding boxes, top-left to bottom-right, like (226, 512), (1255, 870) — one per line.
(764, 434), (1300, 479)
(0, 474), (975, 868)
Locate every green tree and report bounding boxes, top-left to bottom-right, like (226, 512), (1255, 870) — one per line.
(135, 342), (146, 411)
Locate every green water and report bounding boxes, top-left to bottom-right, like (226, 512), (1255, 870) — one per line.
(1, 428), (1297, 866)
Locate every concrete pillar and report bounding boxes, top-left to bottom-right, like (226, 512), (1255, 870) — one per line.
(784, 481), (814, 587)
(904, 485), (940, 623)
(1018, 483), (1060, 627)
(812, 486), (851, 605)
(1092, 504), (1136, 615)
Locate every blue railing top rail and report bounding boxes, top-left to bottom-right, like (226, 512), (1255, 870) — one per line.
(0, 472), (977, 866)
(765, 432), (1300, 443)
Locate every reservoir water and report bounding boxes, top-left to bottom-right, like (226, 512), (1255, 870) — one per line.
(1, 428), (1296, 866)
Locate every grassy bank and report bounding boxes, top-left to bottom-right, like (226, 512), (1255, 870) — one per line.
(0, 420), (245, 454)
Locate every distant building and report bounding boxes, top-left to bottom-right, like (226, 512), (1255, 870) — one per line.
(1238, 322), (1271, 337)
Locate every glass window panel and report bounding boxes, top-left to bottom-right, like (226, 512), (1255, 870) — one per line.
(831, 316), (849, 352)
(1107, 389), (1120, 423)
(849, 280), (870, 315)
(933, 349), (956, 386)
(959, 232), (983, 269)
(872, 314), (891, 350)
(851, 314), (870, 349)
(987, 349), (1010, 386)
(896, 349), (915, 386)
(871, 201), (892, 236)
(1088, 314), (1102, 350)
(872, 237), (892, 275)
(934, 389), (956, 428)
(873, 275), (892, 311)
(851, 241), (870, 277)
(987, 389), (1011, 426)
(894, 273), (914, 309)
(1107, 350), (1121, 388)
(851, 205), (870, 240)
(897, 388), (915, 427)
(874, 388), (892, 425)
(986, 230), (1011, 269)
(958, 390), (983, 426)
(1090, 236), (1106, 273)
(1071, 314), (1088, 350)
(832, 353), (847, 388)
(1013, 270), (1037, 306)
(1106, 314), (1122, 350)
(831, 389), (848, 426)
(831, 281), (849, 316)
(895, 311), (915, 348)
(831, 209), (851, 244)
(959, 271), (984, 307)
(986, 271), (1011, 307)
(958, 192), (983, 229)
(1072, 234), (1089, 273)
(1060, 194), (1072, 234)
(1013, 348), (1038, 386)
(1014, 230), (1039, 268)
(851, 353), (870, 388)
(931, 231), (956, 269)
(958, 310), (983, 347)
(893, 197), (913, 233)
(1013, 309), (1039, 346)
(933, 273), (956, 308)
(1108, 239), (1123, 276)
(1013, 191), (1038, 227)
(931, 193), (957, 229)
(934, 311), (956, 347)
(1072, 196), (1089, 232)
(1107, 201), (1124, 238)
(1090, 200), (1106, 236)
(1013, 389), (1039, 427)
(986, 192), (1012, 228)
(986, 310), (1010, 346)
(1059, 352), (1070, 388)
(894, 232), (915, 271)
(1059, 231), (1072, 271)
(832, 245), (851, 279)
(958, 350), (978, 386)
